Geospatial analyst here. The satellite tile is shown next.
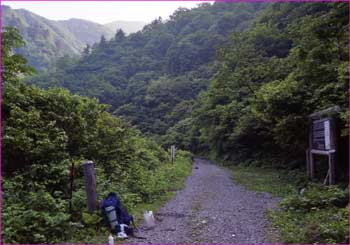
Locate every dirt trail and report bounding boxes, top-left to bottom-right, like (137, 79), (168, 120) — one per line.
(128, 158), (280, 244)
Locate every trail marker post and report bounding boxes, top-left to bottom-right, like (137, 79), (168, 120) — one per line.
(307, 106), (339, 185)
(82, 160), (98, 212)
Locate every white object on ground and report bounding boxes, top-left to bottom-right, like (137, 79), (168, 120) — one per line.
(117, 224), (128, 238)
(144, 210), (156, 228)
(108, 234), (114, 244)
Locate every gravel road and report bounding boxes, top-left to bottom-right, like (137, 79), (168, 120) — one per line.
(128, 158), (280, 244)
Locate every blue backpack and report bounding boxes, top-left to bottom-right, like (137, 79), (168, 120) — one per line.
(101, 192), (135, 233)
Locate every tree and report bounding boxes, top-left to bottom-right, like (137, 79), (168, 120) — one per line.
(114, 29), (125, 41)
(1, 26), (35, 83)
(195, 2), (348, 164)
(26, 3), (267, 140)
(82, 44), (90, 57)
(99, 34), (107, 48)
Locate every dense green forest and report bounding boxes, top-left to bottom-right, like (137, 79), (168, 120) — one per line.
(194, 2), (348, 165)
(27, 3), (348, 166)
(2, 26), (192, 243)
(2, 2), (349, 244)
(27, 2), (267, 138)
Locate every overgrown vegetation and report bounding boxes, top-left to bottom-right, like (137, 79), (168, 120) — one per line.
(26, 2), (267, 142)
(204, 4), (349, 242)
(194, 2), (348, 167)
(230, 164), (303, 197)
(229, 164), (349, 244)
(270, 184), (348, 244)
(27, 3), (348, 170)
(2, 26), (192, 243)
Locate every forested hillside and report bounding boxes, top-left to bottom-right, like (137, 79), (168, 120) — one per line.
(2, 5), (114, 70)
(27, 2), (348, 167)
(192, 2), (348, 166)
(2, 26), (193, 243)
(2, 5), (145, 71)
(27, 2), (267, 139)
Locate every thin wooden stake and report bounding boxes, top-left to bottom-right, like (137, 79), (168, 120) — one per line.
(306, 149), (310, 178)
(310, 152), (315, 180)
(329, 153), (335, 185)
(323, 170), (329, 185)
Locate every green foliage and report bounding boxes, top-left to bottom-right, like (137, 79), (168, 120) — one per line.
(3, 3), (349, 243)
(2, 79), (193, 243)
(195, 2), (348, 165)
(229, 164), (300, 197)
(2, 5), (114, 70)
(67, 150), (193, 244)
(26, 3), (267, 139)
(280, 183), (348, 211)
(2, 28), (193, 243)
(229, 163), (349, 244)
(2, 177), (72, 243)
(1, 26), (36, 83)
(82, 212), (103, 226)
(270, 184), (349, 244)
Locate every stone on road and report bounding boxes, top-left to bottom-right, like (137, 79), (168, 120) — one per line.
(128, 158), (280, 244)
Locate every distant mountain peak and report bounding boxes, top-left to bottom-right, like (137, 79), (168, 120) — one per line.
(2, 5), (149, 70)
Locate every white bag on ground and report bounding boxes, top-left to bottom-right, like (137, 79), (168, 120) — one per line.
(108, 234), (114, 245)
(143, 210), (155, 228)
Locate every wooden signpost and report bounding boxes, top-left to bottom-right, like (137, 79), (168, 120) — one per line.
(82, 160), (98, 212)
(307, 106), (339, 185)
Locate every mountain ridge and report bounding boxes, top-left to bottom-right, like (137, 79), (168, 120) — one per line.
(1, 5), (146, 70)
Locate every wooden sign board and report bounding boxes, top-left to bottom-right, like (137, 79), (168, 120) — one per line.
(312, 118), (333, 151)
(307, 106), (340, 185)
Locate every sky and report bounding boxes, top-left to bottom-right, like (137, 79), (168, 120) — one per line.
(2, 1), (211, 24)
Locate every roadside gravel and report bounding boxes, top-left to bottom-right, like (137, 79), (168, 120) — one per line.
(128, 158), (280, 244)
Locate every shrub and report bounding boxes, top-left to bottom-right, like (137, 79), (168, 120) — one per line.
(270, 183), (349, 244)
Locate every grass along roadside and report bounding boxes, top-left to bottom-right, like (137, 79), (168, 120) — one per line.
(228, 164), (349, 244)
(229, 165), (301, 197)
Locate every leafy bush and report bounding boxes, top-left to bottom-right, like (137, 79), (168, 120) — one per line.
(270, 184), (349, 244)
(229, 163), (349, 244)
(2, 73), (193, 243)
(281, 184), (348, 211)
(2, 178), (73, 243)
